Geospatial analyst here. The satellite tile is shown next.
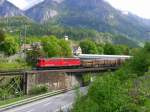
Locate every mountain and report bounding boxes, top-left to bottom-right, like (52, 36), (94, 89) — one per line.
(0, 0), (24, 17)
(25, 0), (62, 22)
(25, 0), (150, 42)
(1, 0), (150, 43)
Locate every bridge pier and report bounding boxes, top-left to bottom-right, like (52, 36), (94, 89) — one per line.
(26, 73), (83, 94)
(66, 73), (83, 88)
(23, 72), (28, 94)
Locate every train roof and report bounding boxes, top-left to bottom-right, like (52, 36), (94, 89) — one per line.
(38, 57), (80, 60)
(77, 54), (132, 59)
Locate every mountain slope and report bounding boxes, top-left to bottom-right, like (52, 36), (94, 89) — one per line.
(25, 0), (150, 41)
(0, 0), (24, 17)
(1, 0), (150, 43)
(25, 0), (61, 22)
(59, 0), (150, 41)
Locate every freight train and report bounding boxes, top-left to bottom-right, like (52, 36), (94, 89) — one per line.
(36, 54), (131, 69)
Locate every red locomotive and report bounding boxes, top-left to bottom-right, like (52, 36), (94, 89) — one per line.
(36, 58), (81, 68)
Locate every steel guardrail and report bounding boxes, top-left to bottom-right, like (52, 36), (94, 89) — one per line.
(0, 89), (70, 112)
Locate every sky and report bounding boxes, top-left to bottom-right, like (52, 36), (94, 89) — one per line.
(7, 0), (150, 19)
(105, 0), (150, 19)
(7, 0), (44, 10)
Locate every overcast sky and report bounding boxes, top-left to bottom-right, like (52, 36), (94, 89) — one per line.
(7, 0), (44, 10)
(7, 0), (150, 19)
(105, 0), (150, 19)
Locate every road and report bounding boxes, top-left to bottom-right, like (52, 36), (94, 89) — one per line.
(3, 87), (87, 112)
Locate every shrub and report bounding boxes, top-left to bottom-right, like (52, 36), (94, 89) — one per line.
(72, 96), (99, 112)
(72, 74), (131, 112)
(88, 74), (130, 112)
(29, 85), (48, 95)
(82, 74), (91, 86)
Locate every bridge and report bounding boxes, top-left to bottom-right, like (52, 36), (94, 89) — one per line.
(0, 66), (119, 96)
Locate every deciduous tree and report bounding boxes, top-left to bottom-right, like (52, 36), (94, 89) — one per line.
(42, 36), (61, 57)
(2, 36), (19, 55)
(80, 39), (98, 54)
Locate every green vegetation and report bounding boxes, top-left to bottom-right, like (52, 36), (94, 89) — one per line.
(0, 30), (5, 42)
(28, 85), (48, 95)
(73, 74), (130, 112)
(80, 39), (130, 55)
(26, 46), (45, 66)
(59, 39), (72, 57)
(0, 57), (29, 70)
(0, 96), (28, 106)
(41, 36), (72, 58)
(80, 39), (98, 54)
(0, 32), (19, 56)
(42, 36), (61, 57)
(72, 42), (150, 112)
(103, 43), (116, 55)
(2, 35), (19, 55)
(0, 76), (23, 101)
(82, 74), (91, 86)
(0, 31), (26, 70)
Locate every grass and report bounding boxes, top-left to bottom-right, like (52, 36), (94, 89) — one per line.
(144, 99), (150, 110)
(0, 57), (32, 71)
(0, 62), (31, 71)
(0, 89), (64, 108)
(0, 96), (28, 107)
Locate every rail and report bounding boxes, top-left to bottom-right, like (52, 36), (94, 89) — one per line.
(0, 70), (25, 76)
(0, 66), (119, 76)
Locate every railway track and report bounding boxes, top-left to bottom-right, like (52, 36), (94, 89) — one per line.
(0, 69), (26, 76)
(0, 66), (119, 76)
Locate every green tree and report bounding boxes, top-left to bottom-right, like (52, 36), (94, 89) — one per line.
(0, 30), (5, 43)
(26, 48), (45, 66)
(59, 39), (72, 57)
(80, 39), (98, 54)
(129, 48), (150, 76)
(115, 45), (129, 55)
(2, 36), (19, 55)
(103, 43), (116, 55)
(96, 43), (104, 54)
(144, 42), (150, 52)
(130, 51), (147, 76)
(42, 36), (61, 57)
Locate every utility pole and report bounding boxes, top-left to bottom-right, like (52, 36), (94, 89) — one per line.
(24, 25), (27, 49)
(23, 24), (27, 94)
(19, 31), (22, 57)
(23, 25), (27, 58)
